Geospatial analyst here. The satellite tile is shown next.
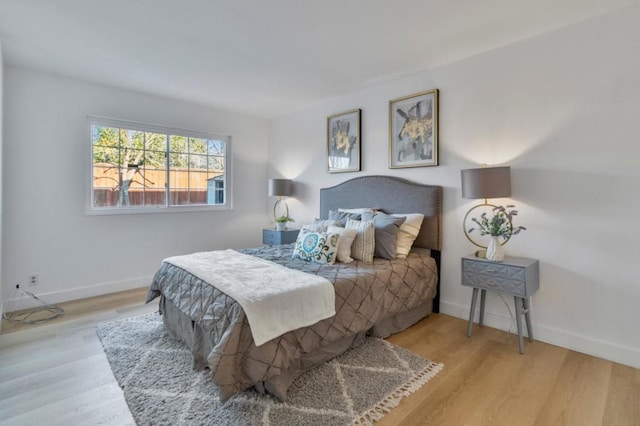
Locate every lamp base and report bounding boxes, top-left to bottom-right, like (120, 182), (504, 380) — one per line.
(273, 198), (290, 222)
(474, 249), (487, 259)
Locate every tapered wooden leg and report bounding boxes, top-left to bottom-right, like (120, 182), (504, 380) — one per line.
(467, 288), (479, 337)
(514, 296), (525, 354)
(479, 289), (486, 327)
(523, 297), (534, 341)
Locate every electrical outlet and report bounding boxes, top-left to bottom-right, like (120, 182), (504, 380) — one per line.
(28, 274), (39, 286)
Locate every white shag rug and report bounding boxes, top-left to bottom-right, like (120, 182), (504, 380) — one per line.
(97, 313), (443, 426)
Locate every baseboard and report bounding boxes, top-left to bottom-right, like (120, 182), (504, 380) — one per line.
(2, 276), (152, 313)
(440, 299), (640, 369)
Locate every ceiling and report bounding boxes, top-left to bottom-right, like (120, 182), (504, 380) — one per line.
(0, 0), (635, 118)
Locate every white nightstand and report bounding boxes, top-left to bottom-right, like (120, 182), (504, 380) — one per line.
(462, 254), (540, 354)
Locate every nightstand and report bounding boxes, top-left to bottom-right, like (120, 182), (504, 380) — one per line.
(262, 228), (299, 245)
(462, 254), (539, 354)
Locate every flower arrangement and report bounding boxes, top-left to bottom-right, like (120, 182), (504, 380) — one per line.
(275, 214), (295, 223)
(468, 205), (526, 240)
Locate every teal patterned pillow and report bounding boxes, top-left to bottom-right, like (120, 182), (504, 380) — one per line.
(292, 230), (340, 264)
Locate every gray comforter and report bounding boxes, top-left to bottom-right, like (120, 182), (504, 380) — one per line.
(146, 244), (437, 402)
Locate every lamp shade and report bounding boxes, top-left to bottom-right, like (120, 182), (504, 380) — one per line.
(268, 179), (293, 197)
(461, 166), (511, 199)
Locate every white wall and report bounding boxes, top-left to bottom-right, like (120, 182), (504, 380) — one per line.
(2, 67), (269, 305)
(269, 5), (640, 368)
(0, 41), (4, 323)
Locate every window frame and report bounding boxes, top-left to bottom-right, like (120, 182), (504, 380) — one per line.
(87, 116), (232, 215)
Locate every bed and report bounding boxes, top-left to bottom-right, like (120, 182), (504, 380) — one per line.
(146, 175), (443, 402)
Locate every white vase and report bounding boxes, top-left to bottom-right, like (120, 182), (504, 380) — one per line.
(275, 222), (287, 231)
(486, 236), (504, 262)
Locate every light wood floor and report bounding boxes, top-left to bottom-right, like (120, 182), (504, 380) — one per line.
(0, 288), (156, 426)
(1, 289), (638, 426)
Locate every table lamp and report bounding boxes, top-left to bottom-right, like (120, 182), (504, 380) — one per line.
(268, 178), (293, 222)
(461, 166), (512, 250)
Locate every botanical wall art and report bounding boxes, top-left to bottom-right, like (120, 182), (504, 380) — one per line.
(327, 109), (361, 173)
(389, 89), (439, 168)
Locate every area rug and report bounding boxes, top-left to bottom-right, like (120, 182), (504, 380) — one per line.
(96, 313), (443, 426)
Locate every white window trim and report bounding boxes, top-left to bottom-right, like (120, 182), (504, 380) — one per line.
(86, 116), (233, 215)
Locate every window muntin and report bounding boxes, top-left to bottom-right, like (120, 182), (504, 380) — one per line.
(90, 118), (230, 211)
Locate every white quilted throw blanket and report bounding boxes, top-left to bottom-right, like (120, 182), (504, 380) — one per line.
(163, 249), (336, 346)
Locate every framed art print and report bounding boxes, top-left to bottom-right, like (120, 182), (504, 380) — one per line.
(327, 109), (361, 173)
(389, 89), (438, 168)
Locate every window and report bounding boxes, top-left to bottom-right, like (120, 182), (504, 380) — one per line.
(90, 117), (231, 212)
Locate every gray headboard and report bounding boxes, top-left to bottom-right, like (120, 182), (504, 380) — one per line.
(320, 175), (443, 312)
(319, 175), (443, 251)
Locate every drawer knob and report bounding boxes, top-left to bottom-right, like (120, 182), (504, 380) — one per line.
(486, 268), (497, 273)
(487, 280), (497, 286)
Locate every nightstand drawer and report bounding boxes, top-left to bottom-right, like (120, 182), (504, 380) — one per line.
(461, 256), (539, 297)
(263, 232), (281, 245)
(462, 259), (526, 282)
(462, 272), (525, 296)
(263, 229), (299, 245)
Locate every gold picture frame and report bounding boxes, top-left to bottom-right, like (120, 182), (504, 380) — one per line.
(327, 109), (361, 173)
(389, 89), (439, 168)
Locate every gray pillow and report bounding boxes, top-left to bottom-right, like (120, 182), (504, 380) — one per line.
(362, 212), (406, 259)
(328, 210), (361, 227)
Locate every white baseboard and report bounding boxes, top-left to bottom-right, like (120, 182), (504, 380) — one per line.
(440, 300), (640, 369)
(2, 276), (152, 313)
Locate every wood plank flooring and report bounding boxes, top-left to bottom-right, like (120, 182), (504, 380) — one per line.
(0, 288), (155, 425)
(1, 288), (638, 425)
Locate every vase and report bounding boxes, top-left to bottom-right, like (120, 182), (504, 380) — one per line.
(486, 236), (504, 262)
(275, 222), (287, 231)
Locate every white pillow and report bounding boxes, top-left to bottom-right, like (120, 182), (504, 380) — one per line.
(327, 225), (358, 263)
(391, 213), (424, 258)
(345, 219), (375, 263)
(338, 207), (378, 215)
(301, 219), (336, 233)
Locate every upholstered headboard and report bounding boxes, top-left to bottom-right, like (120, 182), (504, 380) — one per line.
(319, 175), (442, 251)
(319, 175), (443, 312)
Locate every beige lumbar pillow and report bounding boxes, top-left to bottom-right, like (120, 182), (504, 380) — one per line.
(391, 213), (424, 258)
